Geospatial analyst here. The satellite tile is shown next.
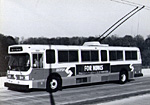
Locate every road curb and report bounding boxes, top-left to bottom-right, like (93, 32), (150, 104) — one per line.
(62, 89), (150, 105)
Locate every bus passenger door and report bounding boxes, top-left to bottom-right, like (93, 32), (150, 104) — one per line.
(33, 54), (43, 68)
(32, 53), (46, 88)
(32, 53), (44, 79)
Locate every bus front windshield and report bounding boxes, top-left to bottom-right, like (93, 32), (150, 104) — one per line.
(8, 53), (30, 71)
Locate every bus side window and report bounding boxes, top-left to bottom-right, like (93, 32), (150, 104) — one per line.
(33, 54), (43, 68)
(101, 50), (107, 61)
(125, 51), (137, 60)
(46, 50), (55, 63)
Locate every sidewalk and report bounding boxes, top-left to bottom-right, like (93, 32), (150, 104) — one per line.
(141, 68), (150, 77)
(0, 76), (6, 88)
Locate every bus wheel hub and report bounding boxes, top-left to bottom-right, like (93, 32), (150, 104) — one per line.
(121, 74), (126, 82)
(50, 79), (58, 89)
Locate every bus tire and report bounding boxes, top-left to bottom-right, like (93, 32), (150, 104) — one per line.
(46, 75), (61, 93)
(119, 71), (127, 84)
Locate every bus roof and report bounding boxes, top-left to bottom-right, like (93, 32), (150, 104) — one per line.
(8, 41), (140, 54)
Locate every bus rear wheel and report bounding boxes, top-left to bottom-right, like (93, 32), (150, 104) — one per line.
(46, 76), (61, 93)
(119, 71), (127, 84)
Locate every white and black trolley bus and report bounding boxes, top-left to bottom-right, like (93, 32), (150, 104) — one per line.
(4, 41), (142, 92)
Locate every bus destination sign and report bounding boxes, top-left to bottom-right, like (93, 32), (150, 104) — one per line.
(10, 47), (23, 52)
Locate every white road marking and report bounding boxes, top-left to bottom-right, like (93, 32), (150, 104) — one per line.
(0, 93), (49, 101)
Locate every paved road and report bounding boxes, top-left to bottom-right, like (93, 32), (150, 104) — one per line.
(0, 77), (150, 105)
(98, 94), (150, 105)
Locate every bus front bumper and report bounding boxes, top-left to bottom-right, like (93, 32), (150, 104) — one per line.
(4, 82), (29, 91)
(4, 79), (33, 91)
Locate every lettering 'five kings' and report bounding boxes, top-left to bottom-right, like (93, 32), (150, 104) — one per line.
(84, 65), (104, 71)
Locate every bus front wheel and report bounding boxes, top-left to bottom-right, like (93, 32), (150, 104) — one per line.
(119, 71), (127, 84)
(46, 76), (61, 93)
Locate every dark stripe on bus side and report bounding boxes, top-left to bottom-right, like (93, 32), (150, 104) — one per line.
(110, 64), (130, 73)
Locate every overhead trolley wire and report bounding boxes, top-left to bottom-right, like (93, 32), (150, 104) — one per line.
(113, 0), (150, 10)
(99, 5), (145, 42)
(96, 0), (147, 42)
(121, 0), (150, 10)
(110, 0), (136, 7)
(98, 6), (138, 39)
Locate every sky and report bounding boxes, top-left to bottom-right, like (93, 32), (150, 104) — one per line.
(0, 0), (150, 39)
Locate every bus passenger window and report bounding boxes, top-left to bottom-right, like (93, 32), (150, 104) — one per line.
(109, 51), (116, 61)
(69, 51), (78, 62)
(125, 51), (137, 60)
(101, 50), (107, 61)
(58, 50), (78, 63)
(81, 51), (90, 62)
(58, 51), (68, 62)
(33, 54), (43, 68)
(109, 51), (123, 61)
(46, 50), (55, 63)
(117, 51), (123, 60)
(132, 51), (137, 60)
(91, 51), (99, 61)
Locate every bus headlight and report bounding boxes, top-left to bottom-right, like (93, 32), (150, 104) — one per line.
(19, 75), (24, 80)
(24, 75), (29, 80)
(7, 74), (11, 79)
(7, 74), (14, 79)
(16, 75), (29, 80)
